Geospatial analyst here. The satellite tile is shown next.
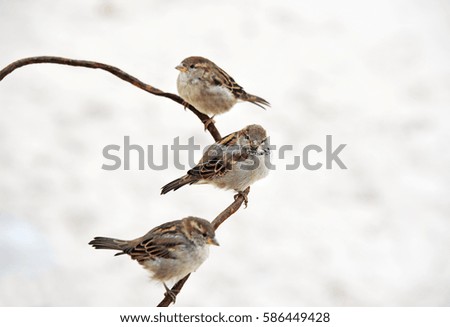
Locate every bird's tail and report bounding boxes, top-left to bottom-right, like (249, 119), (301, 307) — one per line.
(241, 93), (270, 109)
(161, 175), (197, 194)
(89, 237), (131, 256)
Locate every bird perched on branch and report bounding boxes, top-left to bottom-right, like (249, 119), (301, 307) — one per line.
(161, 124), (270, 203)
(89, 216), (218, 304)
(176, 56), (270, 127)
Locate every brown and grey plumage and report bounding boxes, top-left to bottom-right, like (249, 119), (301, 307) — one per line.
(161, 124), (270, 195)
(89, 217), (218, 302)
(176, 56), (270, 116)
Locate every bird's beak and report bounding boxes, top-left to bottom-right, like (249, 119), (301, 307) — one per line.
(175, 65), (187, 72)
(207, 237), (220, 246)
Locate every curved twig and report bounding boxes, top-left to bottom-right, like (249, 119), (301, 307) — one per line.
(157, 274), (191, 307)
(157, 186), (250, 307)
(0, 56), (222, 141)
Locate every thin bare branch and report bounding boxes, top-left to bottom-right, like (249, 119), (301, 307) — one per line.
(0, 56), (222, 141)
(212, 187), (250, 230)
(157, 274), (191, 307)
(157, 186), (251, 307)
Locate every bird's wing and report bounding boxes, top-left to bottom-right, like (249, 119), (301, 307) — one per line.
(128, 222), (186, 262)
(209, 64), (270, 108)
(210, 65), (246, 98)
(187, 132), (249, 180)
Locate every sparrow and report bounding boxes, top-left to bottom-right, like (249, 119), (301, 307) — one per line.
(176, 56), (270, 120)
(161, 124), (270, 202)
(89, 216), (219, 304)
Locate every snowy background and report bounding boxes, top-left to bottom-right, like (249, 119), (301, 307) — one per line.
(1, 0), (449, 306)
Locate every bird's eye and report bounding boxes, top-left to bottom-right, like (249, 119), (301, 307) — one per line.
(202, 232), (208, 237)
(190, 64), (195, 69)
(244, 135), (250, 140)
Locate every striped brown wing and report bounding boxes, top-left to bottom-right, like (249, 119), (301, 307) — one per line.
(187, 132), (249, 180)
(128, 221), (187, 263)
(211, 64), (246, 99)
(211, 64), (270, 108)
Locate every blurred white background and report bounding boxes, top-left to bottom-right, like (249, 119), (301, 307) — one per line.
(0, 0), (449, 306)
